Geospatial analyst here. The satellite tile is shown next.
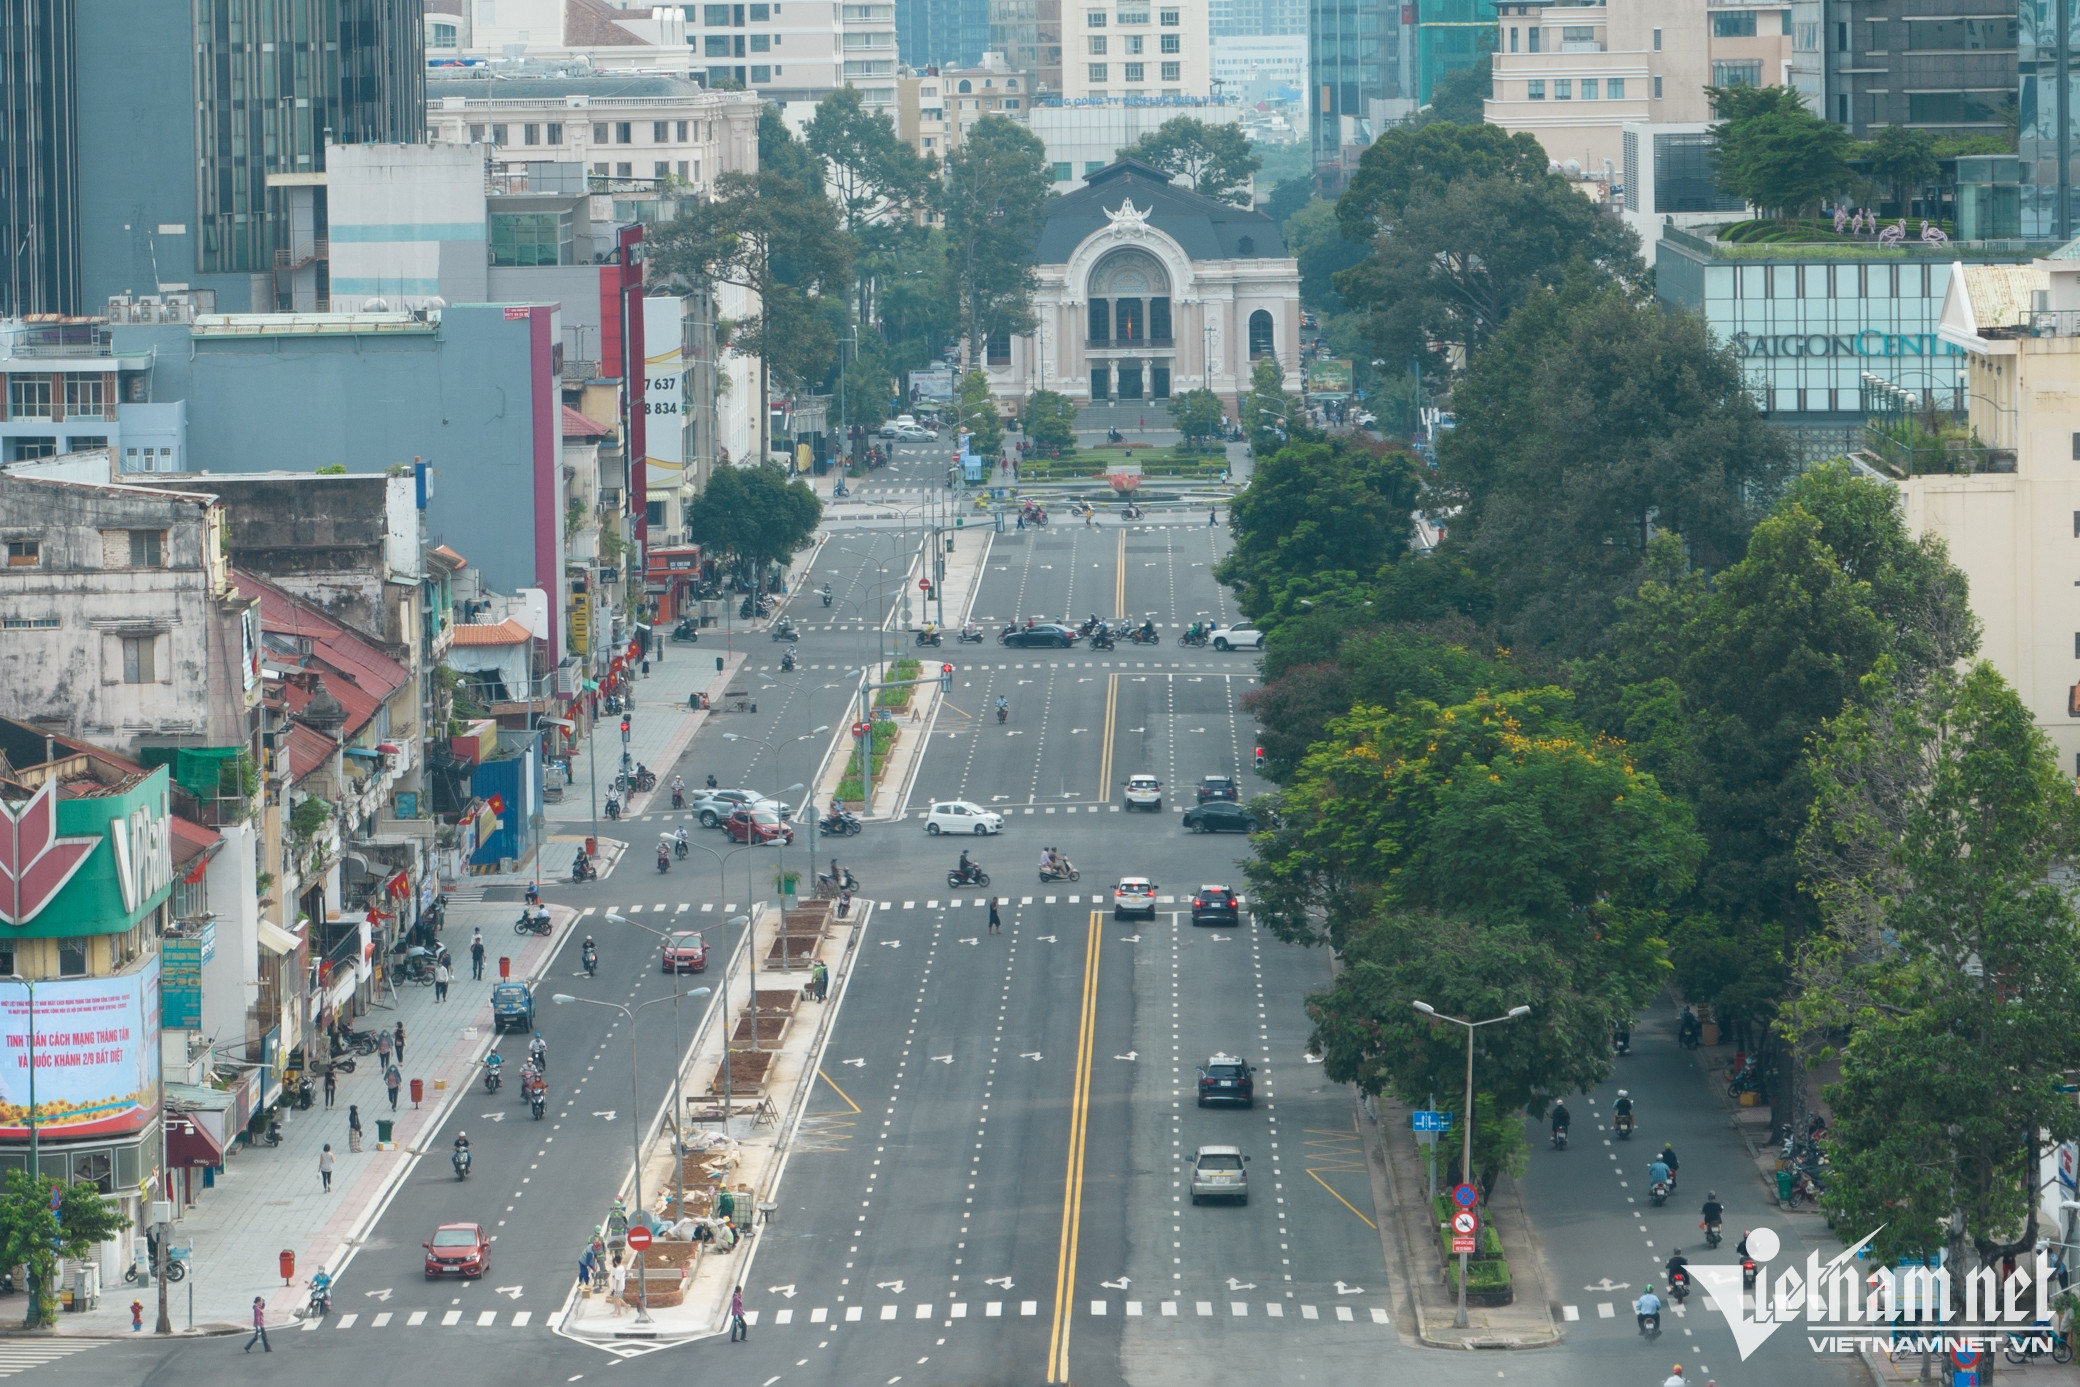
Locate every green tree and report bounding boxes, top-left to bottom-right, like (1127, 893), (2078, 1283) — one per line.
(1216, 438), (1422, 627)
(1436, 278), (1789, 657)
(1263, 174), (1314, 228)
(1118, 115), (1262, 206)
(1422, 53), (1493, 127)
(1796, 662), (2080, 1273)
(1282, 198), (1364, 313)
(942, 116), (1052, 369)
(1861, 123), (1940, 216)
(1338, 120), (1549, 240)
(1023, 388), (1078, 456)
(0, 1173), (128, 1326)
(955, 370), (1004, 456)
(1708, 85), (1855, 218)
(1241, 355), (1307, 454)
(682, 463), (823, 588)
(1335, 175), (1642, 370)
(805, 86), (937, 332)
(1166, 388), (1225, 449)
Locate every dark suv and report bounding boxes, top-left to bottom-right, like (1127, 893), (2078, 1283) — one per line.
(1197, 1053), (1255, 1107)
(1197, 775), (1238, 803)
(1191, 885), (1241, 927)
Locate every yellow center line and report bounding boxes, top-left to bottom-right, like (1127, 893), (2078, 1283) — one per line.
(1114, 527), (1126, 618)
(1097, 674), (1117, 800)
(815, 1068), (862, 1113)
(1048, 911), (1102, 1383)
(1306, 1168), (1378, 1229)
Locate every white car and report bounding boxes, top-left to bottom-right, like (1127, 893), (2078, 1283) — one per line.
(924, 800), (1003, 835)
(880, 422), (937, 442)
(1123, 774), (1163, 811)
(1210, 622), (1264, 652)
(1113, 877), (1158, 918)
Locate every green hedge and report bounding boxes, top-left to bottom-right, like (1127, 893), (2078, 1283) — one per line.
(836, 720), (899, 801)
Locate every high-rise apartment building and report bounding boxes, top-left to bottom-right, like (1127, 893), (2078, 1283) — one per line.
(1210, 0), (1302, 39)
(899, 0), (991, 67)
(0, 0), (79, 316)
(990, 0), (1062, 94)
(1308, 0), (1400, 189)
(1788, 2), (2015, 141)
(1059, 0), (1210, 101)
(2021, 5), (2079, 239)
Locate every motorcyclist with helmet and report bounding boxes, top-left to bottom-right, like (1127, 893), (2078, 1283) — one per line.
(582, 935), (598, 976)
(1550, 1100), (1571, 1141)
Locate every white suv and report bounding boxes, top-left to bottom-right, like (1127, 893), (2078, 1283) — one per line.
(1210, 623), (1264, 652)
(924, 800), (1003, 835)
(1113, 877), (1158, 917)
(1123, 774), (1163, 811)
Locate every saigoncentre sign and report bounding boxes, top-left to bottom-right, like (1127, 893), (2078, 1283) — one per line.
(1731, 331), (1965, 359)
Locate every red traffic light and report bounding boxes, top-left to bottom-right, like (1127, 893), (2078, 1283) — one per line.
(853, 722), (869, 737)
(941, 664), (953, 674)
(619, 718), (630, 733)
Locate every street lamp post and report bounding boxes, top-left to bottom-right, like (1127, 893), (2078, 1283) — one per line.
(604, 910), (715, 1216)
(552, 989), (707, 1323)
(722, 728), (827, 911)
(5, 975), (37, 1328)
(1410, 999), (1532, 1329)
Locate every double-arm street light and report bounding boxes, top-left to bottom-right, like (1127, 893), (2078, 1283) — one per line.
(723, 728), (829, 903)
(1410, 999), (1532, 1328)
(551, 987), (712, 1323)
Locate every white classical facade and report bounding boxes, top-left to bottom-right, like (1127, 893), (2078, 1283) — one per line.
(988, 159), (1300, 411)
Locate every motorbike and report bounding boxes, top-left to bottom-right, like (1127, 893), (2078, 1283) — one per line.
(819, 811), (863, 837)
(1679, 1019), (1703, 1050)
(294, 1075), (315, 1111)
(817, 866), (861, 896)
(481, 1059), (502, 1095)
(1039, 859), (1081, 883)
(529, 1085), (547, 1121)
(1550, 1126), (1568, 1150)
(1614, 1112), (1635, 1140)
(656, 849), (671, 875)
(822, 586), (833, 608)
(1786, 1166), (1822, 1208)
(341, 1027), (382, 1056)
(1127, 626), (1161, 645)
(568, 857), (597, 884)
(1668, 1269), (1690, 1304)
(1639, 1310), (1660, 1339)
(673, 835), (689, 859)
(2005, 1328), (2075, 1366)
(604, 797), (622, 822)
(915, 628), (943, 647)
(1703, 1221), (1723, 1249)
(948, 864), (992, 889)
(1649, 1180), (1669, 1207)
(780, 649), (797, 672)
(1107, 427), (1124, 444)
(1176, 628), (1209, 647)
(1614, 1031), (1631, 1057)
(453, 1146), (473, 1179)
(670, 620), (700, 644)
(957, 624), (985, 644)
(515, 908), (552, 937)
(632, 768), (657, 792)
(256, 1119), (283, 1148)
(1742, 1255), (1758, 1291)
(997, 703), (1009, 724)
(771, 621), (799, 643)
(671, 785), (686, 809)
(1727, 1063), (1763, 1100)
(1091, 631), (1115, 651)
(582, 945), (598, 978)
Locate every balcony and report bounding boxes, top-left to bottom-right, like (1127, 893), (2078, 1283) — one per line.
(1086, 337), (1174, 349)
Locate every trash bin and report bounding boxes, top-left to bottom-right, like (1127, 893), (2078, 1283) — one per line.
(377, 1118), (395, 1144)
(1775, 1169), (1792, 1202)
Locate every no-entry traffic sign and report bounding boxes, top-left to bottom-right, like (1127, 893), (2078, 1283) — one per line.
(625, 1225), (653, 1251)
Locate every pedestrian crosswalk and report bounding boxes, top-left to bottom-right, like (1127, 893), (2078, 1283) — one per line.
(0, 1339), (112, 1377)
(744, 1300), (1388, 1328)
(301, 1308), (537, 1331)
(572, 895), (1216, 914)
(1560, 1296), (1720, 1324)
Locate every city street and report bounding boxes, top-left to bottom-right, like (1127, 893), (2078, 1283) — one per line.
(54, 445), (1876, 1387)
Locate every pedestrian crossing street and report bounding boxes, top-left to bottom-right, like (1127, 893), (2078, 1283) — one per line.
(300, 1307), (539, 1331)
(743, 1299), (1390, 1329)
(0, 1339), (111, 1377)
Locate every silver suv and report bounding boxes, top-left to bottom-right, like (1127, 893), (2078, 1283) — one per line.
(1189, 1145), (1250, 1205)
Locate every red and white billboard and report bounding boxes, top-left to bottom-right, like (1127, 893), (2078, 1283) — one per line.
(0, 957), (162, 1138)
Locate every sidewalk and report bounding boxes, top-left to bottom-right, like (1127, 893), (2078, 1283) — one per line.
(37, 899), (579, 1337)
(558, 896), (869, 1342)
(1372, 1093), (1563, 1349)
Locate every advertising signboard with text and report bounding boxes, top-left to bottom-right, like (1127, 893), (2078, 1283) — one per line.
(0, 956), (162, 1138)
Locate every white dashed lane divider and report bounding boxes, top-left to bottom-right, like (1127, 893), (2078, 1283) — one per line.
(735, 1300), (1389, 1327)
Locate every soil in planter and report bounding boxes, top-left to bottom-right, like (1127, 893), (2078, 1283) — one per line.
(731, 1014), (788, 1045)
(711, 1047), (774, 1092)
(754, 988), (799, 1013)
(766, 938), (820, 966)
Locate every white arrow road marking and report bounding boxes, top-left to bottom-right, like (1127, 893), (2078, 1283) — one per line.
(768, 1284), (798, 1298)
(1005, 731), (1024, 736)
(931, 1055), (954, 1064)
(958, 937), (979, 945)
(1114, 1051), (1138, 1061)
(1070, 728), (1088, 734)
(1304, 1053), (1324, 1064)
(1333, 1282), (1364, 1295)
(1585, 1278), (1632, 1293)
(1209, 935), (1232, 943)
(495, 1286), (524, 1300)
(592, 1110), (618, 1121)
(480, 1113), (506, 1122)
(364, 1289), (392, 1301)
(880, 939), (904, 948)
(1036, 934), (1057, 943)
(877, 1280), (907, 1293)
(1020, 1052), (1044, 1061)
(984, 1277), (1014, 1290)
(990, 795), (1010, 801)
(842, 1058), (866, 1067)
(1119, 934), (1141, 943)
(1100, 1278), (1130, 1290)
(1225, 1278), (1257, 1291)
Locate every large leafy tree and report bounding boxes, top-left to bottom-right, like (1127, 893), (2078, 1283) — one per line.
(1118, 115), (1261, 206)
(1795, 662), (2080, 1273)
(1861, 123), (1940, 216)
(1215, 438), (1422, 628)
(1023, 388), (1078, 456)
(1435, 277), (1791, 657)
(0, 1173), (128, 1326)
(941, 116), (1051, 369)
(1166, 388), (1224, 449)
(1282, 198), (1365, 313)
(955, 369), (1004, 455)
(1333, 174), (1642, 370)
(1337, 120), (1550, 241)
(805, 87), (937, 333)
(1708, 84), (1855, 217)
(682, 462), (822, 586)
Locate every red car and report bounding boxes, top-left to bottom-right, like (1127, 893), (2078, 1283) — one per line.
(424, 1222), (490, 1279)
(662, 929), (708, 973)
(724, 807), (794, 844)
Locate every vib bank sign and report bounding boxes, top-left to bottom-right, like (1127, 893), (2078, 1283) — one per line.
(1702, 1227), (2059, 1360)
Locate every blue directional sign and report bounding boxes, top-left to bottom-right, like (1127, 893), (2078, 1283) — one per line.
(1412, 1110), (1453, 1133)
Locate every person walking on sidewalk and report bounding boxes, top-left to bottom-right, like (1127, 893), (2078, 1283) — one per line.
(375, 1027), (393, 1067)
(348, 1104), (364, 1152)
(433, 960), (450, 1002)
(319, 1144), (335, 1192)
(322, 1068), (336, 1108)
(385, 1064), (402, 1111)
(988, 898), (1002, 935)
(811, 960), (828, 1002)
(607, 1254), (628, 1317)
(393, 1022), (406, 1065)
(244, 1297), (271, 1352)
(731, 1285), (749, 1342)
(471, 930), (486, 980)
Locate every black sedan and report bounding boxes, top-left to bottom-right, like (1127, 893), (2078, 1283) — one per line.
(1000, 624), (1081, 649)
(1182, 801), (1256, 834)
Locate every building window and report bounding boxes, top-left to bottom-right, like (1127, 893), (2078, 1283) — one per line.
(1651, 26), (1660, 51)
(1561, 24), (1594, 49)
(59, 938), (87, 976)
(9, 378), (51, 420)
(655, 161), (671, 178)
(1160, 61), (1178, 80)
(1248, 309), (1274, 359)
(121, 635), (157, 683)
(1711, 10), (1756, 38)
(1710, 60), (1762, 87)
(1160, 32), (1177, 52)
(594, 162), (609, 175)
(1527, 79), (1545, 100)
(1527, 26), (1539, 52)
(654, 121), (669, 141)
(547, 122), (564, 144)
(678, 161), (691, 176)
(750, 1), (768, 15)
(1555, 78), (1571, 99)
(68, 435), (106, 451)
(1118, 6), (1148, 21)
(5, 540), (38, 567)
(1581, 78), (1597, 100)
(1053, 161), (1073, 181)
(616, 122), (633, 143)
(7, 437), (53, 461)
(1125, 32), (1142, 52)
(1608, 77), (1624, 99)
(705, 33), (731, 54)
(64, 376), (104, 414)
(1089, 62), (1107, 79)
(595, 122), (611, 142)
(128, 530), (164, 567)
(1907, 91), (2011, 124)
(1124, 62), (1144, 80)
(1084, 159), (1106, 175)
(1653, 75), (1663, 99)
(705, 3), (729, 21)
(750, 64), (771, 81)
(522, 124), (540, 145)
(986, 332), (1010, 366)
(470, 123), (486, 142)
(1087, 8), (1104, 23)
(1089, 34), (1106, 52)
(489, 124), (507, 145)
(617, 162), (634, 177)
(1508, 26), (1516, 52)
(431, 21), (457, 46)
(0, 616), (58, 628)
(677, 121), (690, 140)
(491, 212), (570, 266)
(1159, 8), (1177, 22)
